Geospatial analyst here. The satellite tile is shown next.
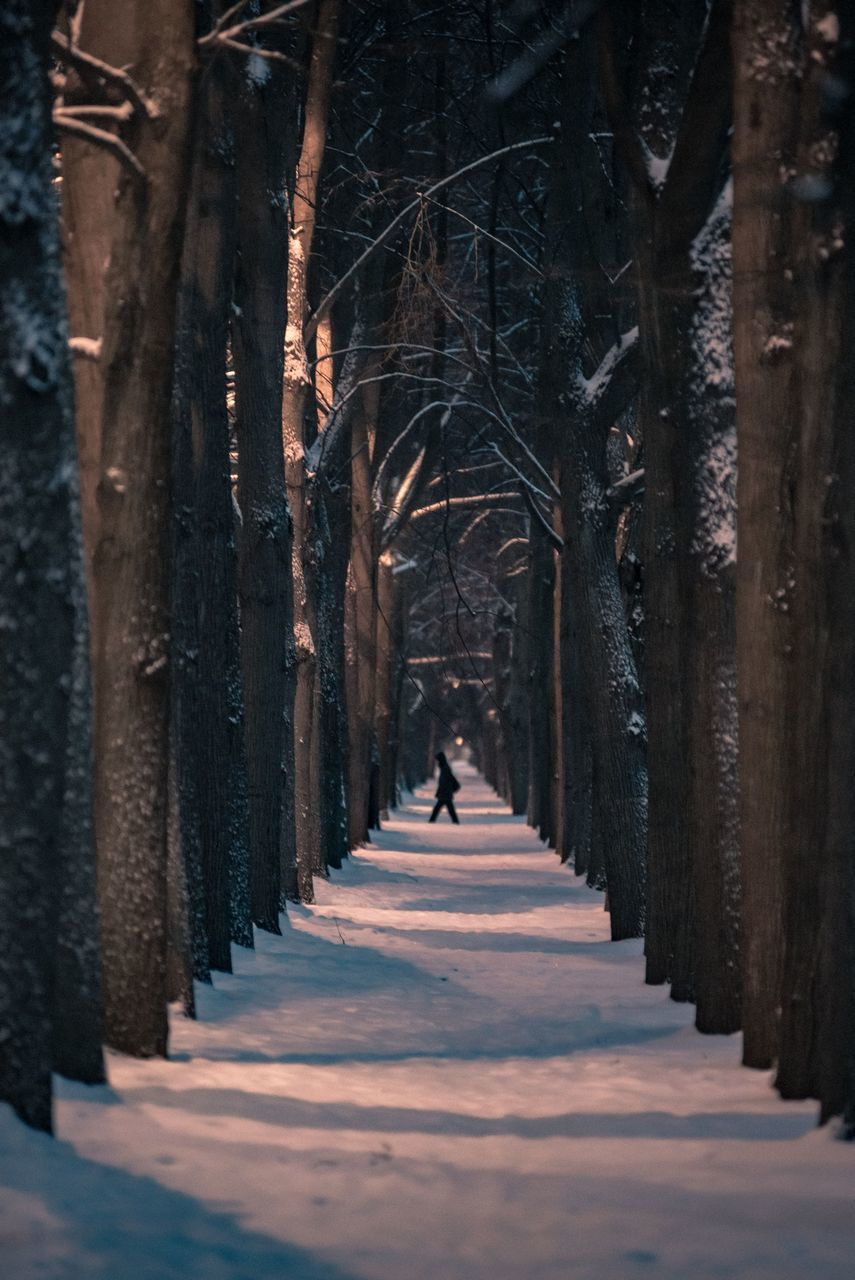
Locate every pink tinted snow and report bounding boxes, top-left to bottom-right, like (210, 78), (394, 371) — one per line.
(2, 765), (854, 1280)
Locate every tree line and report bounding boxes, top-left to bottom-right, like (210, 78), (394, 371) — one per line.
(1, 0), (853, 1140)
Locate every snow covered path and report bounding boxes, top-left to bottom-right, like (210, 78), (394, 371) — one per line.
(3, 765), (855, 1279)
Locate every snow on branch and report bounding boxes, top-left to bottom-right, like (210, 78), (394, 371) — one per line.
(607, 466), (645, 507)
(575, 325), (639, 408)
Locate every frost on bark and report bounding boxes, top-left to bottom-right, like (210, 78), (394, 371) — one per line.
(543, 24), (646, 937)
(0, 0), (103, 1129)
(683, 184), (740, 1033)
(601, 0), (731, 985)
(62, 0), (196, 1057)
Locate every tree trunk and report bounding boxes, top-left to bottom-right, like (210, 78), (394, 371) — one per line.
(172, 17), (251, 972)
(282, 0), (342, 894)
(233, 56), (295, 934)
(682, 189), (740, 1033)
(64, 0), (196, 1057)
(526, 524), (554, 844)
(347, 377), (382, 845)
(0, 0), (103, 1127)
(314, 469), (352, 868)
(731, 0), (806, 1066)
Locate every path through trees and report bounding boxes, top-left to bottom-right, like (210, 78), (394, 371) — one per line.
(2, 768), (853, 1280)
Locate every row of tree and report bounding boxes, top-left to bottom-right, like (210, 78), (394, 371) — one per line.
(0, 0), (853, 1140)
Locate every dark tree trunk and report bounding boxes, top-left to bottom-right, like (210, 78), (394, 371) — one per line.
(314, 469), (352, 868)
(172, 15), (252, 973)
(232, 53), (296, 934)
(0, 0), (104, 1127)
(526, 523), (555, 845)
(601, 0), (733, 1000)
(53, 501), (106, 1083)
(346, 377), (382, 846)
(731, 0), (807, 1069)
(559, 549), (592, 872)
(546, 24), (646, 936)
(774, 12), (851, 1116)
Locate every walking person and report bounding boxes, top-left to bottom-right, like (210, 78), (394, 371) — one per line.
(429, 751), (461, 823)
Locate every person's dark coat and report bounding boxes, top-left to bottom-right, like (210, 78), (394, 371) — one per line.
(435, 752), (458, 802)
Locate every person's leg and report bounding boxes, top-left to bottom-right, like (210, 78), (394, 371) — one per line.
(428, 801), (441, 822)
(447, 799), (460, 824)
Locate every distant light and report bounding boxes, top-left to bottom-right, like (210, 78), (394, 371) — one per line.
(455, 736), (464, 747)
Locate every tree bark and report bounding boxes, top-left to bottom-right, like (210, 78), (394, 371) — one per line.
(172, 14), (251, 973)
(63, 0), (196, 1057)
(233, 50), (296, 934)
(731, 0), (807, 1066)
(282, 0), (342, 894)
(0, 0), (104, 1127)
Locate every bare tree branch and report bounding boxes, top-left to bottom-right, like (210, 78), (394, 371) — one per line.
(50, 30), (155, 119)
(306, 136), (553, 343)
(198, 0), (312, 49)
(54, 116), (145, 179)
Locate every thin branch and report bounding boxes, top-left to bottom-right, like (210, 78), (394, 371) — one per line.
(55, 117), (145, 179)
(608, 466), (645, 505)
(54, 102), (134, 122)
(419, 193), (543, 277)
(198, 0), (312, 48)
(575, 324), (639, 407)
(216, 36), (304, 71)
(521, 486), (564, 551)
(488, 442), (556, 505)
(50, 30), (154, 119)
(409, 494), (525, 522)
(306, 136), (553, 343)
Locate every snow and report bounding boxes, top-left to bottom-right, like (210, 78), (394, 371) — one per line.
(3, 765), (854, 1279)
(689, 181), (737, 577)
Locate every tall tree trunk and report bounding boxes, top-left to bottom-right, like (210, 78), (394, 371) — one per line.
(314, 467), (352, 868)
(347, 375), (382, 845)
(546, 23), (646, 934)
(172, 15), (252, 973)
(526, 523), (555, 844)
(63, 0), (196, 1057)
(601, 0), (732, 997)
(0, 0), (103, 1127)
(681, 188), (740, 1033)
(731, 0), (806, 1067)
(774, 12), (848, 1112)
(282, 0), (342, 894)
(233, 53), (295, 934)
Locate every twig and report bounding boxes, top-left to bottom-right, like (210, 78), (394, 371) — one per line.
(216, 36), (304, 72)
(54, 102), (134, 123)
(306, 136), (553, 343)
(54, 117), (145, 179)
(50, 30), (154, 120)
(198, 0), (312, 48)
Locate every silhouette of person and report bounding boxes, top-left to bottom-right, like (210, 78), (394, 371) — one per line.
(429, 751), (460, 823)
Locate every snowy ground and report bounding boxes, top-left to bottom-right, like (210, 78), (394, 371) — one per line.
(2, 764), (854, 1279)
